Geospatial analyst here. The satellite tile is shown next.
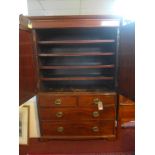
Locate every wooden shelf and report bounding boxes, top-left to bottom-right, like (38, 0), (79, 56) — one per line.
(38, 52), (114, 57)
(40, 76), (114, 81)
(38, 39), (115, 45)
(40, 64), (114, 69)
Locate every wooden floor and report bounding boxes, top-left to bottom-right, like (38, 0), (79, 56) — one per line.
(20, 128), (135, 155)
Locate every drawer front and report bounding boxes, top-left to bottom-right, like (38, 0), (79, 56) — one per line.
(39, 106), (115, 121)
(38, 94), (77, 107)
(41, 120), (115, 136)
(79, 95), (116, 107)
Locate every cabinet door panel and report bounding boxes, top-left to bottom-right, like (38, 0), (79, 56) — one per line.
(118, 22), (135, 101)
(19, 27), (37, 104)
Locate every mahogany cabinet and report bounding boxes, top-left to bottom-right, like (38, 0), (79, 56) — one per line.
(19, 15), (135, 139)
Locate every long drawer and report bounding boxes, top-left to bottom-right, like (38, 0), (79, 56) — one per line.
(41, 120), (115, 136)
(39, 106), (115, 121)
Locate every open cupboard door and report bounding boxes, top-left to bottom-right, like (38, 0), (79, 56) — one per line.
(118, 22), (135, 101)
(19, 24), (37, 105)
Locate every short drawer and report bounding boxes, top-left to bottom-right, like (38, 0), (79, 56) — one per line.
(79, 94), (116, 107)
(41, 120), (115, 136)
(39, 106), (115, 121)
(38, 94), (77, 107)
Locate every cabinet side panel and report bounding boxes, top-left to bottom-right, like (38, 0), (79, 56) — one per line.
(19, 28), (37, 104)
(118, 23), (135, 101)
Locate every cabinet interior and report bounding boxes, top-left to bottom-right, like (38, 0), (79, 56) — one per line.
(36, 27), (118, 92)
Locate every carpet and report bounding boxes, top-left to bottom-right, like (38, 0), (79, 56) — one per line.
(20, 129), (134, 155)
(28, 152), (134, 155)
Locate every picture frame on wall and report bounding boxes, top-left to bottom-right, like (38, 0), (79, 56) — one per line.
(19, 105), (30, 145)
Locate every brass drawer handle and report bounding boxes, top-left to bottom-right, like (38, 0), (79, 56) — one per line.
(93, 98), (104, 110)
(92, 111), (100, 117)
(56, 112), (63, 118)
(93, 98), (100, 105)
(57, 126), (64, 132)
(54, 98), (61, 105)
(92, 126), (99, 132)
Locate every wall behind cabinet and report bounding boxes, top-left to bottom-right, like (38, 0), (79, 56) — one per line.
(27, 0), (116, 16)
